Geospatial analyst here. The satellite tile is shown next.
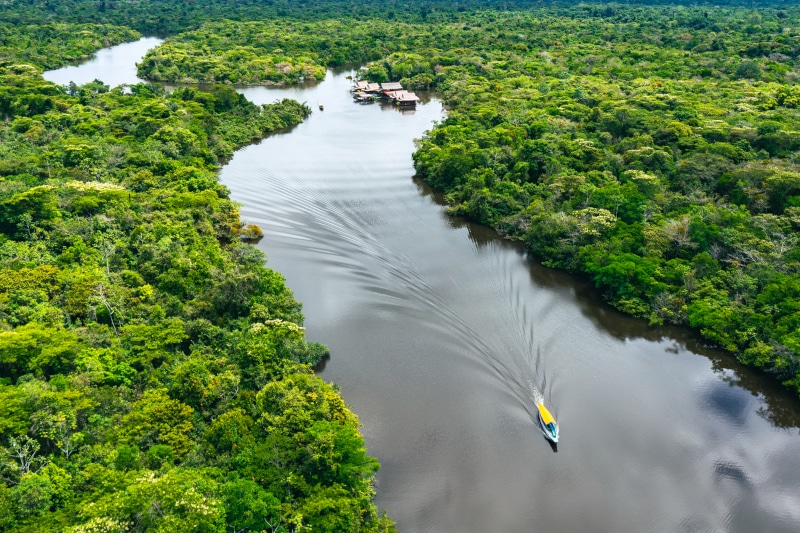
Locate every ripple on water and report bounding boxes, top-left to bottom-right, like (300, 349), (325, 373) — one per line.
(44, 43), (800, 533)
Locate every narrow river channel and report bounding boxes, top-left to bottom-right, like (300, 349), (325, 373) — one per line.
(45, 38), (800, 533)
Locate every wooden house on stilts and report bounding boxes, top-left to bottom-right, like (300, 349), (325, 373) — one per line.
(351, 79), (420, 106)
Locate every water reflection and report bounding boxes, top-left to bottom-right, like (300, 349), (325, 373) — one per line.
(416, 164), (800, 432)
(43, 38), (800, 533)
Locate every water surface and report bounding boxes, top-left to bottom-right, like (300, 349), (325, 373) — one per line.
(43, 37), (163, 87)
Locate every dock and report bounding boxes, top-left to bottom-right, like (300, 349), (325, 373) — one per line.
(386, 89), (420, 106)
(353, 92), (378, 103)
(351, 80), (420, 106)
(351, 81), (382, 94)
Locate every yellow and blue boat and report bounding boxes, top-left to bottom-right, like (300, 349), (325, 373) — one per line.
(537, 402), (559, 443)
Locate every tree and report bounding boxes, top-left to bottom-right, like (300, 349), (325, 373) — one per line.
(222, 477), (282, 533)
(735, 60), (761, 80)
(117, 388), (194, 458)
(5, 435), (45, 477)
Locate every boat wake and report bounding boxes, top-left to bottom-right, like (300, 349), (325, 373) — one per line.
(225, 130), (560, 444)
(244, 169), (562, 442)
(474, 249), (562, 443)
(530, 382), (544, 406)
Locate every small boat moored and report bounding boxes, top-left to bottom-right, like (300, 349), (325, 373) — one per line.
(537, 402), (559, 443)
(318, 103), (324, 110)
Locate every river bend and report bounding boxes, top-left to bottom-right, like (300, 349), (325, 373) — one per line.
(44, 39), (800, 533)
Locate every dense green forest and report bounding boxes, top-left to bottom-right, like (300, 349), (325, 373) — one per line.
(132, 6), (800, 397)
(1, 0), (796, 35)
(0, 23), (140, 70)
(2, 0), (800, 530)
(409, 8), (800, 396)
(0, 28), (394, 533)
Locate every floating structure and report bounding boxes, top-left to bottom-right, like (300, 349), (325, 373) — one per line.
(386, 90), (420, 106)
(353, 92), (378, 103)
(380, 81), (404, 92)
(351, 81), (382, 94)
(351, 80), (420, 106)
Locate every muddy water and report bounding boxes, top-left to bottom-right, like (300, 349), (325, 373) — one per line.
(48, 38), (800, 533)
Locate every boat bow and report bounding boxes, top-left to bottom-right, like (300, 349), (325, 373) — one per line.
(537, 402), (559, 443)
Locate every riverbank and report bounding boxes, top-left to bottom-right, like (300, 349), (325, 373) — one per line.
(125, 10), (800, 398)
(0, 35), (394, 532)
(18, 31), (800, 533)
(215, 68), (800, 533)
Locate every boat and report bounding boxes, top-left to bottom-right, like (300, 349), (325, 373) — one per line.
(537, 402), (559, 443)
(353, 92), (377, 103)
(318, 103), (324, 110)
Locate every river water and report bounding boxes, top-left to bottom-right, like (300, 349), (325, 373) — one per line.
(45, 38), (800, 533)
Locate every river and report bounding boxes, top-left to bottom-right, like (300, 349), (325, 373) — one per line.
(45, 38), (800, 533)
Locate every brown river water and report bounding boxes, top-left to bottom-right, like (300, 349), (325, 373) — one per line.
(45, 38), (800, 533)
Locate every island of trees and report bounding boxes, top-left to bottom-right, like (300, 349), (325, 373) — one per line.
(1, 0), (800, 530)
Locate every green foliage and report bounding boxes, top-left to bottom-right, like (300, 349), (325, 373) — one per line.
(380, 6), (800, 396)
(117, 389), (194, 458)
(0, 23), (139, 70)
(0, 323), (85, 379)
(3, 1), (798, 528)
(221, 476), (281, 532)
(136, 19), (439, 86)
(0, 18), (384, 531)
(12, 465), (70, 519)
(70, 468), (226, 533)
(132, 3), (800, 398)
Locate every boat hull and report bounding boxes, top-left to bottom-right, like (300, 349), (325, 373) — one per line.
(537, 403), (559, 443)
